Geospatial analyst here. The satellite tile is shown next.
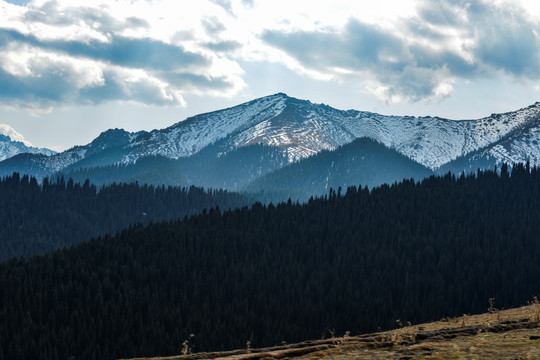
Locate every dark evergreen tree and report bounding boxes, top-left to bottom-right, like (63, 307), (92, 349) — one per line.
(0, 173), (248, 260)
(0, 164), (539, 359)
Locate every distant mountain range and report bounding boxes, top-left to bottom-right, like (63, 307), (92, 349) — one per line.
(0, 134), (55, 162)
(1, 93), (540, 196)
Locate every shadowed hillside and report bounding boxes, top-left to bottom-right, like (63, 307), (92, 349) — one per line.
(0, 165), (539, 359)
(0, 173), (248, 260)
(243, 137), (433, 203)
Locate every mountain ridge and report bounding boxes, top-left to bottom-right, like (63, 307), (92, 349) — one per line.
(0, 134), (56, 162)
(243, 137), (433, 203)
(2, 94), (540, 181)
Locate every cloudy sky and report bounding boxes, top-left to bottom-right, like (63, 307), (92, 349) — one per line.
(1, 0), (540, 151)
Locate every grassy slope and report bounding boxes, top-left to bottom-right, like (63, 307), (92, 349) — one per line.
(123, 302), (540, 360)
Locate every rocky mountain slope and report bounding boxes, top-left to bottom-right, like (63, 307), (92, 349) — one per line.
(2, 93), (540, 180)
(0, 128), (142, 178)
(0, 134), (55, 162)
(119, 93), (540, 170)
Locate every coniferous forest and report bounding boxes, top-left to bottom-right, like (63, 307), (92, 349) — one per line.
(0, 173), (248, 260)
(0, 164), (539, 359)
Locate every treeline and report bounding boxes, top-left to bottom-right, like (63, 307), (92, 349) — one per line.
(61, 143), (288, 190)
(0, 173), (248, 260)
(63, 139), (432, 204)
(244, 137), (433, 203)
(0, 164), (540, 359)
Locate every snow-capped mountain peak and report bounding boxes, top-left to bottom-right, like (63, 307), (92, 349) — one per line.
(3, 93), (540, 179)
(122, 93), (288, 162)
(202, 94), (540, 168)
(0, 134), (56, 162)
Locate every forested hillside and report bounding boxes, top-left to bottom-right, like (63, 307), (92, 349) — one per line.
(244, 137), (433, 202)
(62, 139), (432, 203)
(0, 173), (248, 260)
(60, 143), (288, 190)
(0, 164), (539, 359)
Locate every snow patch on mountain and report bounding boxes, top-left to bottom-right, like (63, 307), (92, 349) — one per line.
(218, 96), (540, 169)
(0, 134), (56, 162)
(4, 93), (540, 178)
(10, 128), (145, 175)
(85, 96), (540, 170)
(122, 94), (287, 163)
(42, 147), (88, 173)
(467, 110), (540, 166)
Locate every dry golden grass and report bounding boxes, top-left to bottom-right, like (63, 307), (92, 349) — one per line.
(121, 303), (540, 360)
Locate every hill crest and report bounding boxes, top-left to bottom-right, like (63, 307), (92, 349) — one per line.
(2, 94), (540, 179)
(122, 304), (540, 360)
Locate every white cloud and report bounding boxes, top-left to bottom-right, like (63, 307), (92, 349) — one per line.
(0, 0), (247, 110)
(1, 0), (540, 110)
(260, 0), (540, 102)
(0, 123), (31, 145)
